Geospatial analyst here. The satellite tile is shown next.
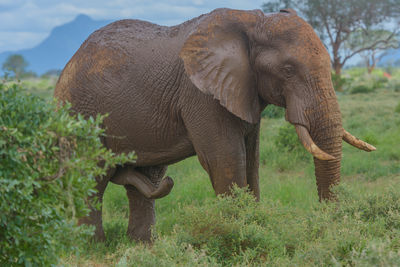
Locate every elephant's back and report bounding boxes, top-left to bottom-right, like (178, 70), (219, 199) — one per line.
(88, 19), (178, 44)
(79, 19), (188, 66)
(55, 19), (187, 113)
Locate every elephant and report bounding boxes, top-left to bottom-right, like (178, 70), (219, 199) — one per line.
(54, 8), (376, 242)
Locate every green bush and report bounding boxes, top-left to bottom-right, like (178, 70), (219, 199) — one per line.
(372, 76), (388, 90)
(117, 237), (218, 267)
(261, 105), (285, 119)
(270, 124), (309, 168)
(344, 69), (392, 94)
(391, 82), (400, 92)
(350, 84), (374, 94)
(274, 124), (303, 153)
(350, 239), (400, 266)
(174, 186), (282, 266)
(0, 83), (134, 266)
(391, 83), (400, 92)
(396, 102), (400, 113)
(331, 72), (351, 91)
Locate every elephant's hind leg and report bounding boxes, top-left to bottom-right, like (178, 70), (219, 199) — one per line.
(123, 166), (168, 242)
(78, 168), (115, 242)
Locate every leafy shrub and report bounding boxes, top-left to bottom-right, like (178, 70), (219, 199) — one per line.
(174, 186), (293, 266)
(261, 105), (285, 119)
(334, 187), (400, 230)
(274, 124), (303, 153)
(350, 84), (374, 94)
(344, 69), (391, 94)
(390, 81), (400, 92)
(396, 103), (400, 113)
(332, 72), (351, 91)
(117, 237), (217, 267)
(270, 124), (309, 168)
(372, 76), (388, 90)
(350, 240), (400, 266)
(0, 83), (134, 266)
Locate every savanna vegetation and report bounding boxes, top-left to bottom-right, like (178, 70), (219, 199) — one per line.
(1, 66), (397, 266)
(0, 84), (134, 266)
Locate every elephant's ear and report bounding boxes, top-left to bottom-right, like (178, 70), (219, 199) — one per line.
(180, 9), (263, 124)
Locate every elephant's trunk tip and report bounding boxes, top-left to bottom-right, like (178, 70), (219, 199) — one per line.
(148, 176), (174, 199)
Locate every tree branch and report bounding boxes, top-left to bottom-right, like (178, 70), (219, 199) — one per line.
(41, 166), (66, 181)
(341, 31), (398, 66)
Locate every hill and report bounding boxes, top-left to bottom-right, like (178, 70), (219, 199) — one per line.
(0, 15), (111, 75)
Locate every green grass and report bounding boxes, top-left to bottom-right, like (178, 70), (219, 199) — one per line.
(4, 77), (57, 99)
(20, 69), (400, 266)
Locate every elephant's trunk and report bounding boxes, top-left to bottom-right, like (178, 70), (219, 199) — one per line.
(295, 94), (344, 200)
(307, 98), (343, 201)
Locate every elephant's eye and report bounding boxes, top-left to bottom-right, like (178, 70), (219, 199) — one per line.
(281, 65), (295, 78)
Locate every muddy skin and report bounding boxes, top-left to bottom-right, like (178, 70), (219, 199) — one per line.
(55, 8), (375, 242)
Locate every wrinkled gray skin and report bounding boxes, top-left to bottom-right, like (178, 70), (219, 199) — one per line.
(55, 8), (369, 242)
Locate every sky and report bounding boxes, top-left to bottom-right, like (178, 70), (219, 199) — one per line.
(0, 0), (265, 53)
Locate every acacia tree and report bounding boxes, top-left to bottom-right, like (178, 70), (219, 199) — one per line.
(347, 30), (399, 73)
(2, 54), (29, 79)
(262, 0), (400, 88)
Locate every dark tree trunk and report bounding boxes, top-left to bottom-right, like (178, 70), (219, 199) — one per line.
(367, 52), (377, 74)
(332, 61), (344, 92)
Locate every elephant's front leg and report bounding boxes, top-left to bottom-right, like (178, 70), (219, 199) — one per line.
(197, 144), (247, 195)
(245, 122), (261, 201)
(190, 130), (248, 195)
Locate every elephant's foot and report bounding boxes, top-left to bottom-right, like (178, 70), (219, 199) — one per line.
(78, 209), (106, 242)
(111, 167), (174, 199)
(92, 224), (106, 242)
(126, 221), (152, 242)
(125, 185), (155, 242)
(78, 175), (110, 242)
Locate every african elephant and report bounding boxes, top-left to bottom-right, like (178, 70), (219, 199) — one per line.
(54, 8), (375, 242)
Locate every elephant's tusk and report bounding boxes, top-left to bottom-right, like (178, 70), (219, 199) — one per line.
(295, 125), (336, 161)
(342, 129), (376, 152)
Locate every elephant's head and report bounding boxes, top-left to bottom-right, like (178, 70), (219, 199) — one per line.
(180, 8), (376, 200)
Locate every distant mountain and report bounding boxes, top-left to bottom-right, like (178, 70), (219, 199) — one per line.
(0, 14), (112, 75)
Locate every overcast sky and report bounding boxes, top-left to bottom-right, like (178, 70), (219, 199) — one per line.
(0, 0), (265, 53)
